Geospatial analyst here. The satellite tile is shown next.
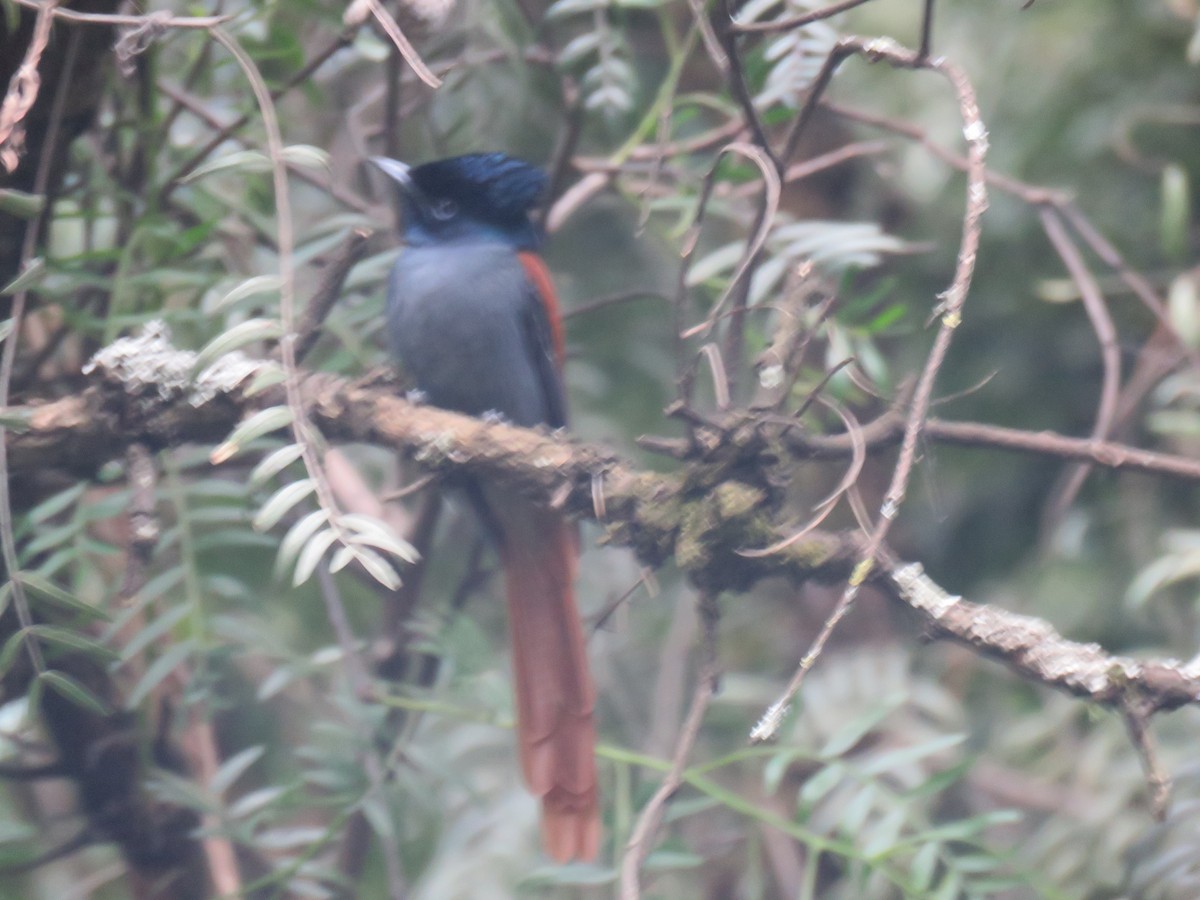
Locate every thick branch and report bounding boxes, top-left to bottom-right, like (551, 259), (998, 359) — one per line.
(6, 329), (1200, 721)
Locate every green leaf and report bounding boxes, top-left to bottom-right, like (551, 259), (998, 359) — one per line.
(1, 257), (45, 297)
(909, 840), (940, 892)
(244, 363), (286, 397)
(26, 482), (88, 523)
(0, 188), (46, 219)
(193, 318), (284, 374)
(250, 443), (305, 487)
(228, 786), (286, 819)
(861, 807), (908, 857)
(0, 628), (33, 680)
(210, 745), (265, 795)
(1161, 162), (1191, 262)
(38, 670), (110, 716)
(211, 406), (294, 465)
(798, 761), (847, 813)
(859, 734), (966, 778)
(819, 700), (899, 759)
(559, 32), (602, 67)
(523, 864), (617, 887)
(20, 520), (76, 558)
(26, 625), (117, 662)
(278, 509), (330, 568)
(183, 145), (332, 183)
(342, 514), (419, 563)
(210, 275), (283, 314)
(254, 826), (328, 850)
(1168, 272), (1200, 349)
(545, 0), (608, 18)
(126, 641), (195, 709)
(18, 574), (109, 622)
(644, 849), (705, 871)
(291, 527), (338, 586)
(117, 604), (191, 663)
(254, 478), (316, 532)
(837, 782), (877, 837)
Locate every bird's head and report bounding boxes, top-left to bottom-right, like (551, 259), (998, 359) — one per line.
(371, 153), (547, 250)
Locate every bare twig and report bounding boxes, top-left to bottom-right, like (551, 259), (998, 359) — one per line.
(294, 228), (373, 363)
(1038, 207), (1121, 533)
(360, 0), (442, 88)
(731, 0), (874, 35)
(621, 591), (720, 899)
(754, 40), (989, 739)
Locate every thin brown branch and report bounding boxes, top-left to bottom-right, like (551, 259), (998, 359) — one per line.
(1038, 207), (1122, 532)
(294, 228), (373, 363)
(160, 31), (356, 202)
(621, 591), (719, 899)
(731, 0), (874, 35)
(756, 39), (989, 738)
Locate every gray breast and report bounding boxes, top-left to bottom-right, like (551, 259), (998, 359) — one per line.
(386, 242), (549, 427)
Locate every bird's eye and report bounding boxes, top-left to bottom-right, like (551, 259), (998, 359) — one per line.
(430, 198), (458, 221)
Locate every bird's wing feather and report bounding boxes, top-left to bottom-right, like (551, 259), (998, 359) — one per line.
(517, 251), (568, 429)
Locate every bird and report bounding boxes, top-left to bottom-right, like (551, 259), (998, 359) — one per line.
(371, 152), (600, 862)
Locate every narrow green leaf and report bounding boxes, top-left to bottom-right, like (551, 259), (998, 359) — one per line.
(0, 628), (32, 680)
(210, 275), (283, 314)
(126, 641), (194, 709)
(256, 666), (295, 700)
(193, 318), (284, 374)
(244, 364), (286, 397)
(291, 527), (338, 586)
(183, 149), (272, 182)
(38, 670), (110, 716)
(351, 546), (400, 590)
(0, 407), (32, 430)
(211, 406), (294, 465)
(909, 840), (940, 892)
(342, 514), (418, 563)
(1, 257), (45, 297)
(117, 604), (191, 663)
(799, 761), (847, 813)
(545, 0), (607, 18)
(278, 509), (330, 568)
(183, 145), (331, 183)
(859, 734), (965, 778)
(228, 786), (286, 819)
(0, 188), (45, 219)
(20, 521), (78, 558)
(17, 574), (109, 622)
(250, 444), (305, 487)
(327, 543), (355, 574)
(819, 701), (899, 759)
(253, 479), (315, 533)
(210, 745), (265, 795)
(26, 483), (86, 525)
(1161, 162), (1191, 262)
(26, 625), (117, 662)
(861, 807), (908, 858)
(254, 827), (328, 850)
(838, 783), (877, 837)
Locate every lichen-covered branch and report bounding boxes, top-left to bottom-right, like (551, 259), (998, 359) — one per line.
(6, 327), (1200, 723)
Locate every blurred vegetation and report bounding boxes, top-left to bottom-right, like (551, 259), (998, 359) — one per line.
(1, 0), (1199, 897)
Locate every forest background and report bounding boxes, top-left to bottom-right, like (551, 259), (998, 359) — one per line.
(1, 0), (1200, 897)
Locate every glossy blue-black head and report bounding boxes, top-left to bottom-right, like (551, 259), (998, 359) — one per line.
(372, 153), (546, 250)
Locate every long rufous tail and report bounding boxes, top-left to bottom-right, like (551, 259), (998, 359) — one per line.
(493, 497), (600, 862)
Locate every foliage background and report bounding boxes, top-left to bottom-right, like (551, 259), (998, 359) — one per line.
(1, 0), (1199, 897)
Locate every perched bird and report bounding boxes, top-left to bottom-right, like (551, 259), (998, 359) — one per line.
(372, 153), (599, 862)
